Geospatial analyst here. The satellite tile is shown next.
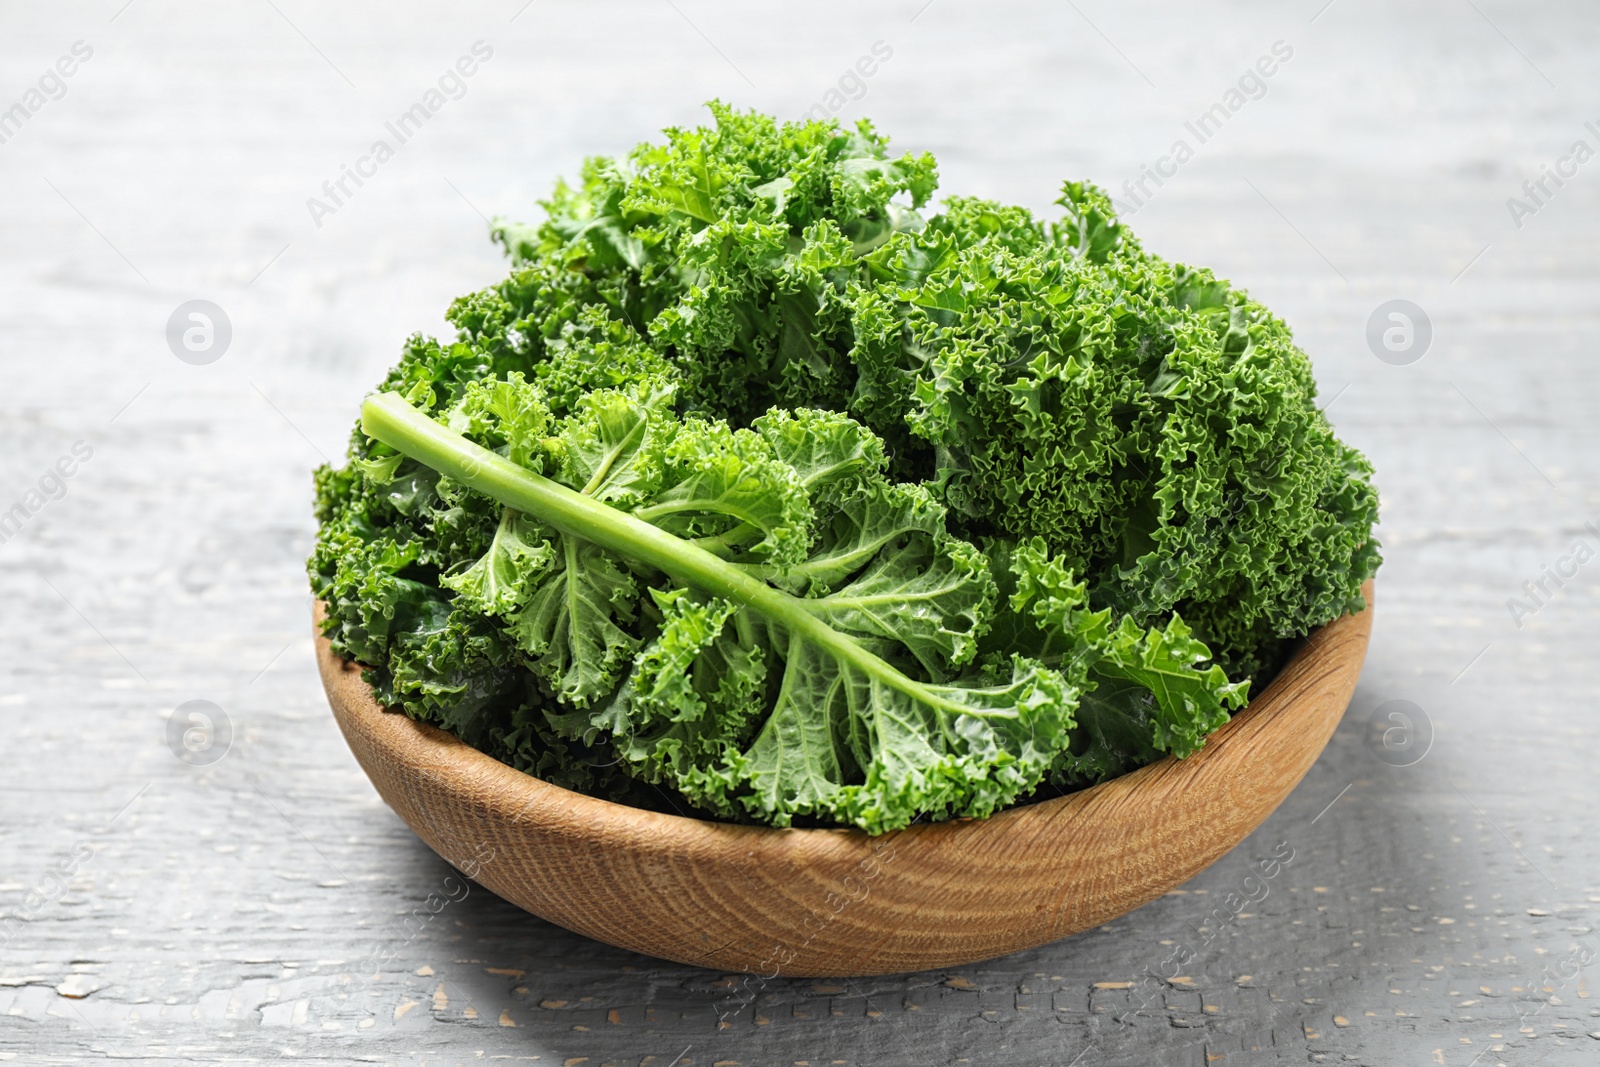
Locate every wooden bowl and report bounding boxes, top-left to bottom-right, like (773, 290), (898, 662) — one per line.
(315, 583), (1372, 977)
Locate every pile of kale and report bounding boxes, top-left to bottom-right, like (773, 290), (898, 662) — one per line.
(310, 104), (1378, 833)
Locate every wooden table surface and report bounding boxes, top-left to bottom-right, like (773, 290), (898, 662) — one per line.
(3, 2), (1597, 1064)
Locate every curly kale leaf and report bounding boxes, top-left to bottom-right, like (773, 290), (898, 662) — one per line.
(1001, 538), (1249, 785)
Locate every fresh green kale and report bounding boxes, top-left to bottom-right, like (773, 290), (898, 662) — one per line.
(308, 102), (1378, 832)
(356, 389), (1243, 832)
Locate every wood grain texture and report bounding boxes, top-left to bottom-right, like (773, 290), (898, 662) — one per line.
(314, 584), (1373, 977)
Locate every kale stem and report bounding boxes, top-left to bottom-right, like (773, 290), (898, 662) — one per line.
(361, 393), (945, 705)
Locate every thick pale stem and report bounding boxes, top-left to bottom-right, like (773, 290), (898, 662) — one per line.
(360, 392), (930, 701)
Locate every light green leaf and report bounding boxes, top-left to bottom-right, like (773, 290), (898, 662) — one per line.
(506, 535), (640, 707)
(751, 407), (886, 500)
(635, 420), (813, 566)
(557, 385), (671, 505)
(760, 481), (944, 595)
(801, 528), (993, 675)
(440, 509), (555, 617)
(743, 643), (1078, 834)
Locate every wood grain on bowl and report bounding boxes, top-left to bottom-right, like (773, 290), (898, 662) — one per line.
(315, 583), (1372, 978)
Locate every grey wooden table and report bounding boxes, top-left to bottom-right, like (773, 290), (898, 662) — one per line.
(3, 1), (1598, 1064)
